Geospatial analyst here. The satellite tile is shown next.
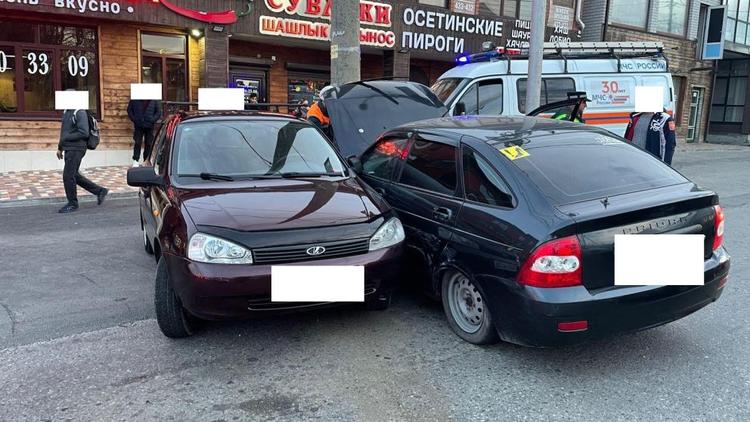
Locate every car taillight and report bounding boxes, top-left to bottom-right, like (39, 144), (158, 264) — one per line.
(713, 205), (725, 251)
(517, 235), (582, 288)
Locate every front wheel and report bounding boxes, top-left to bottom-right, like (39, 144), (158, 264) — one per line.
(441, 270), (498, 345)
(154, 258), (193, 338)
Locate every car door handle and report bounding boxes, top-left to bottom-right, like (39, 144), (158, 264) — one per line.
(432, 207), (453, 221)
(374, 187), (386, 196)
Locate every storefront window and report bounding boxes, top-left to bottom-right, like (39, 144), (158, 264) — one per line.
(610, 0), (649, 29)
(141, 33), (188, 102)
(288, 78), (329, 106)
(0, 46), (17, 113)
(711, 60), (748, 123)
(654, 0), (688, 36)
(0, 20), (99, 116)
(479, 1), (531, 19)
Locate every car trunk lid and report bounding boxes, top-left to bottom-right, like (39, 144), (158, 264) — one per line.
(554, 184), (719, 291)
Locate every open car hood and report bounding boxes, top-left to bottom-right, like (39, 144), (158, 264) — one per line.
(324, 80), (448, 158)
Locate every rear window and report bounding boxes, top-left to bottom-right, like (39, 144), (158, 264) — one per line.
(505, 132), (688, 204)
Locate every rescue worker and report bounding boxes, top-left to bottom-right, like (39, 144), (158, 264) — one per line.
(624, 109), (676, 165)
(307, 87), (334, 139)
(551, 96), (588, 123)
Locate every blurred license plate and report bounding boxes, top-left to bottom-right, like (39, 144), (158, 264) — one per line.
(614, 234), (704, 286)
(271, 266), (364, 302)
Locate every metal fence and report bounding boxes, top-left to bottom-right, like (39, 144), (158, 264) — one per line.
(161, 102), (307, 118)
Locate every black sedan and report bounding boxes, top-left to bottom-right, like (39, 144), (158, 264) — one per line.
(345, 116), (730, 346)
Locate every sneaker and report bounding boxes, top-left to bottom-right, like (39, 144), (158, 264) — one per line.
(97, 188), (109, 205)
(132, 160), (140, 167)
(58, 204), (79, 214)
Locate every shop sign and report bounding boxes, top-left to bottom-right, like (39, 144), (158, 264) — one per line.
(450, 0), (477, 15)
(0, 0), (133, 15)
(265, 0), (392, 26)
(260, 0), (396, 48)
(401, 7), (503, 54)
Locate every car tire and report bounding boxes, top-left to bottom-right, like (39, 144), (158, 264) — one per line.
(441, 270), (499, 345)
(365, 290), (392, 311)
(154, 257), (193, 338)
(141, 211), (154, 255)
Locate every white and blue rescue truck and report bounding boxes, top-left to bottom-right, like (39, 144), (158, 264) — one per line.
(431, 42), (675, 137)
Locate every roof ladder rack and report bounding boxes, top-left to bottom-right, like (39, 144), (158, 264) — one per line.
(542, 41), (664, 55)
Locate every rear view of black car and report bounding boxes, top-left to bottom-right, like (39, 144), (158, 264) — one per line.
(353, 116), (730, 347)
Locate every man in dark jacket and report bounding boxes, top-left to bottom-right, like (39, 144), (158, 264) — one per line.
(56, 110), (108, 214)
(127, 99), (162, 167)
(624, 110), (677, 165)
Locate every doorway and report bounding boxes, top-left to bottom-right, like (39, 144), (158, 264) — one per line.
(229, 68), (268, 106)
(687, 87), (705, 142)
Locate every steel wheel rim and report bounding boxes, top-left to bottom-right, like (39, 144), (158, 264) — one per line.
(142, 225), (148, 247)
(447, 272), (485, 334)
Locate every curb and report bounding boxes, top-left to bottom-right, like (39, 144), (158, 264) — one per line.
(0, 191), (139, 209)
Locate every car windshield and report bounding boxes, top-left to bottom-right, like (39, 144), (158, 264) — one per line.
(174, 119), (345, 179)
(503, 131), (688, 205)
(431, 78), (465, 103)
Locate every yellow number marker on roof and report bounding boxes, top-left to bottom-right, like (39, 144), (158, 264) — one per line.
(499, 145), (530, 160)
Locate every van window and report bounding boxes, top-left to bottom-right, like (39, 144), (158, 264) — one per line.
(456, 79), (503, 115)
(517, 78), (576, 113)
(431, 77), (465, 103)
(399, 140), (457, 195)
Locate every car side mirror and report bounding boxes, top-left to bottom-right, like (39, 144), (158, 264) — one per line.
(454, 102), (466, 116)
(347, 155), (363, 174)
(127, 166), (163, 188)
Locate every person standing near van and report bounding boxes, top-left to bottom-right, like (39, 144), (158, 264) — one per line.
(56, 109), (108, 214)
(624, 110), (676, 165)
(127, 99), (161, 167)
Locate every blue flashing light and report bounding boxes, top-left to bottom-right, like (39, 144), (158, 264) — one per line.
(456, 54), (470, 65)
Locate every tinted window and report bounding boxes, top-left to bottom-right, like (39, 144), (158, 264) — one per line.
(399, 140), (457, 195)
(463, 148), (513, 207)
(361, 138), (410, 180)
(505, 132), (688, 204)
(174, 120), (344, 178)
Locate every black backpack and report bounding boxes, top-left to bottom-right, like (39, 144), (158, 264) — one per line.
(72, 109), (101, 150)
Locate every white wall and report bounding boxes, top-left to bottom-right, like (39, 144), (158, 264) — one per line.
(0, 150), (132, 173)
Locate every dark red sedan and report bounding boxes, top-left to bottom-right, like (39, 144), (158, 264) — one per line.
(127, 111), (404, 338)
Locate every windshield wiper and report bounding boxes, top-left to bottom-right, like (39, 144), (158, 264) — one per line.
(275, 172), (346, 178)
(177, 173), (236, 181)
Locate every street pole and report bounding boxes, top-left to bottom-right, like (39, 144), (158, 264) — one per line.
(330, 0), (361, 86)
(525, 0), (548, 112)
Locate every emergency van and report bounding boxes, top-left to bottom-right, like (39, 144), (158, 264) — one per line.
(431, 42), (675, 137)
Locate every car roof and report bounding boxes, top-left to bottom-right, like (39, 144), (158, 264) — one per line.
(392, 115), (615, 147)
(175, 110), (306, 123)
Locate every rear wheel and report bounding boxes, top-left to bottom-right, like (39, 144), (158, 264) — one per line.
(154, 257), (193, 338)
(441, 270), (498, 345)
(140, 211), (154, 255)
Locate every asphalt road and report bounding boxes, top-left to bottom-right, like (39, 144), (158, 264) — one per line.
(1, 145), (749, 421)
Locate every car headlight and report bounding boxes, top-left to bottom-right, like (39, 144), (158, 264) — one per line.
(188, 233), (253, 264)
(369, 218), (405, 251)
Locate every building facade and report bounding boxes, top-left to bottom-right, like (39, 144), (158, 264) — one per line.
(0, 0), (583, 172)
(582, 0), (719, 143)
(708, 0), (750, 144)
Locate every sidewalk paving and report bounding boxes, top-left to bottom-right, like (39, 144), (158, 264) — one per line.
(0, 165), (137, 206)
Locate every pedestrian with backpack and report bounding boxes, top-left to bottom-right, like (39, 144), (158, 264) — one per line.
(56, 108), (108, 214)
(127, 99), (162, 167)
